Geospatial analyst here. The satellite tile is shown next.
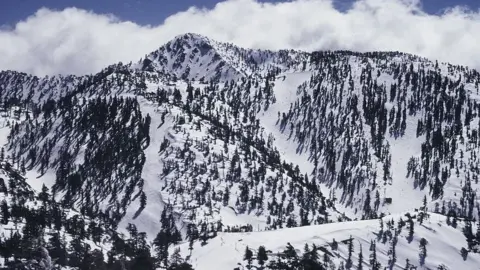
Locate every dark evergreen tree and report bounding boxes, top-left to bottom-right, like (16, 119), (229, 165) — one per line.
(257, 245), (268, 268)
(357, 245), (363, 270)
(346, 235), (354, 269)
(244, 246), (253, 269)
(419, 238), (428, 266)
(331, 239), (338, 251)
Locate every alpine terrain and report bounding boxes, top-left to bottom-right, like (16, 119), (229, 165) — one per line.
(0, 33), (480, 269)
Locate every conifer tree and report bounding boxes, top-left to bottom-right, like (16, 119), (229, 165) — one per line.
(357, 245), (363, 270)
(331, 239), (338, 251)
(257, 245), (268, 268)
(346, 235), (354, 269)
(244, 246), (253, 269)
(419, 238), (428, 266)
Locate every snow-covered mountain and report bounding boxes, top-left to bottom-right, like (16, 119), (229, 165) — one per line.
(0, 33), (479, 269)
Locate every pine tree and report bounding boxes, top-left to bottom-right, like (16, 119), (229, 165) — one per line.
(244, 246), (253, 269)
(0, 200), (9, 225)
(407, 217), (414, 243)
(357, 245), (363, 270)
(475, 220), (480, 247)
(388, 235), (397, 270)
(378, 218), (384, 239)
(419, 237), (428, 266)
(369, 240), (380, 270)
(283, 243), (299, 269)
(418, 195), (428, 224)
(140, 192), (147, 209)
(153, 231), (170, 267)
(452, 211), (458, 228)
(38, 184), (50, 206)
(346, 235), (354, 269)
(300, 244), (311, 269)
(463, 220), (476, 250)
(308, 244), (320, 269)
(331, 238), (338, 251)
(460, 247), (468, 261)
(223, 186), (230, 206)
(363, 189), (371, 218)
(257, 245), (268, 268)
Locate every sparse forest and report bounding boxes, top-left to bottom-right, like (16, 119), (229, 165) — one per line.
(0, 33), (479, 269)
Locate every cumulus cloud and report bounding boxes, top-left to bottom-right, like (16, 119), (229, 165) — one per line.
(1, 0), (480, 76)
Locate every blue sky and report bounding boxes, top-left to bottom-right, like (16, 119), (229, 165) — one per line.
(1, 0), (479, 26)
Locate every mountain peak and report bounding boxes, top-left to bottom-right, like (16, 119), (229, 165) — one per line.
(134, 33), (308, 82)
(171, 32), (211, 44)
(132, 32), (241, 82)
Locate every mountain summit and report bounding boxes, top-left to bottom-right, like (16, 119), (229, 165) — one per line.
(134, 33), (308, 82)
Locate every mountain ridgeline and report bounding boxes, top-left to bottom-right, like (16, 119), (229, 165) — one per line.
(0, 33), (480, 269)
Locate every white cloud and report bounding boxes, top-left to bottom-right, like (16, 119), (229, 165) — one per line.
(1, 0), (480, 76)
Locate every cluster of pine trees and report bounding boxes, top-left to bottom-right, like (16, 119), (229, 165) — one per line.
(8, 95), (151, 222)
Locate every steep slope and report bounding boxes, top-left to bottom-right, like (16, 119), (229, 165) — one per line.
(269, 51), (480, 221)
(135, 77), (345, 233)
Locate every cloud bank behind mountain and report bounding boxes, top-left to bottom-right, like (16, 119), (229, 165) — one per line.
(1, 0), (480, 76)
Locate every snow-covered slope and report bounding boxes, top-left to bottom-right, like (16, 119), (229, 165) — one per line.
(177, 212), (478, 270)
(1, 34), (480, 269)
(269, 51), (480, 221)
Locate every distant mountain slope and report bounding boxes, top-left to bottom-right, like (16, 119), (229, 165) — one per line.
(0, 70), (82, 102)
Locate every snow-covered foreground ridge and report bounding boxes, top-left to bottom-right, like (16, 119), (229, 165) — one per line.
(180, 212), (480, 270)
(0, 33), (480, 269)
